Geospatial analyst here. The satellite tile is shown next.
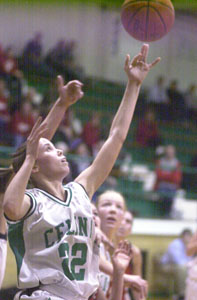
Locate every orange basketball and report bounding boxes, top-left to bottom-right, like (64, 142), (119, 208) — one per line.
(121, 0), (175, 42)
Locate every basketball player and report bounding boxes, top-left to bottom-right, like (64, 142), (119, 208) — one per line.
(3, 44), (160, 300)
(97, 191), (147, 300)
(116, 210), (143, 300)
(0, 78), (82, 291)
(90, 203), (133, 300)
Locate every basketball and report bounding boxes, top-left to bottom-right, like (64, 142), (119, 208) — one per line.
(121, 0), (175, 42)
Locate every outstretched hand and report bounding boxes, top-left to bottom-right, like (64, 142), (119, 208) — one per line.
(57, 76), (84, 107)
(124, 44), (161, 85)
(112, 240), (133, 273)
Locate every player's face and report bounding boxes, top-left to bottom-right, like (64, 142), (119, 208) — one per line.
(36, 138), (70, 179)
(116, 211), (133, 238)
(97, 192), (125, 234)
(91, 203), (101, 228)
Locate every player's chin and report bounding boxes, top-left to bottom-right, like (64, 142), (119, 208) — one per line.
(62, 164), (70, 176)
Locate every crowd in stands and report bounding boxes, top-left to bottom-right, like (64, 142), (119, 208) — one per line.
(0, 33), (197, 219)
(146, 75), (197, 125)
(0, 32), (85, 148)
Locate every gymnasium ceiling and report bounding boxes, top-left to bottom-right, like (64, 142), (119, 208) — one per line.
(0, 0), (196, 11)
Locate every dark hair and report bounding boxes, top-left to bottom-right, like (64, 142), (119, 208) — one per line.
(181, 228), (192, 237)
(0, 142), (27, 193)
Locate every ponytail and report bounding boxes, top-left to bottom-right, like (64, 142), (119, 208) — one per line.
(0, 142), (27, 193)
(0, 167), (14, 193)
(12, 142), (26, 174)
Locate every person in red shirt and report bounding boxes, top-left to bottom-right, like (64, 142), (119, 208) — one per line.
(136, 109), (161, 148)
(9, 101), (35, 148)
(154, 145), (182, 217)
(82, 112), (101, 153)
(0, 47), (23, 113)
(0, 79), (11, 144)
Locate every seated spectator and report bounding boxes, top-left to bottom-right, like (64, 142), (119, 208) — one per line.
(22, 32), (43, 66)
(0, 79), (11, 144)
(22, 32), (54, 77)
(82, 112), (102, 153)
(136, 109), (162, 148)
(154, 145), (182, 217)
(26, 86), (43, 106)
(53, 108), (82, 148)
(69, 140), (91, 178)
(9, 101), (35, 148)
(185, 84), (197, 124)
(147, 76), (169, 120)
(166, 80), (187, 123)
(0, 47), (23, 79)
(185, 232), (197, 300)
(160, 229), (192, 300)
(0, 46), (23, 112)
(45, 39), (67, 73)
(182, 151), (197, 196)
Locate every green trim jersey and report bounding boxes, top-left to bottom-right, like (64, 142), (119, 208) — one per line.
(6, 182), (99, 300)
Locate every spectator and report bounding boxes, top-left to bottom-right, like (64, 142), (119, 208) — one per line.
(147, 76), (169, 120)
(185, 232), (197, 300)
(22, 32), (54, 77)
(0, 47), (23, 79)
(166, 80), (187, 122)
(45, 39), (67, 74)
(82, 112), (102, 153)
(9, 101), (35, 148)
(0, 46), (23, 112)
(45, 39), (84, 81)
(185, 84), (197, 124)
(160, 229), (192, 300)
(53, 108), (82, 148)
(26, 86), (43, 106)
(136, 109), (162, 148)
(154, 145), (182, 217)
(22, 32), (43, 66)
(69, 140), (91, 178)
(182, 152), (197, 194)
(0, 79), (11, 144)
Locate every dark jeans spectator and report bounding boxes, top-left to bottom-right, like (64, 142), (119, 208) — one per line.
(157, 182), (177, 217)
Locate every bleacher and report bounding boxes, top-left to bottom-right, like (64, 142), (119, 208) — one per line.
(1, 75), (197, 219)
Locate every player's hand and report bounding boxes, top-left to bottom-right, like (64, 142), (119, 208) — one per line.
(26, 117), (48, 161)
(112, 240), (133, 274)
(57, 76), (84, 107)
(124, 274), (148, 300)
(124, 44), (160, 85)
(94, 227), (114, 250)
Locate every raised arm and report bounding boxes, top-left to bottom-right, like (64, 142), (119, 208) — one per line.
(99, 254), (148, 300)
(110, 241), (132, 300)
(3, 118), (48, 220)
(41, 76), (83, 141)
(76, 44), (160, 197)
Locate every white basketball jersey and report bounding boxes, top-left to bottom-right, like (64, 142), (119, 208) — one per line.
(0, 238), (7, 288)
(99, 243), (111, 295)
(6, 182), (99, 300)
